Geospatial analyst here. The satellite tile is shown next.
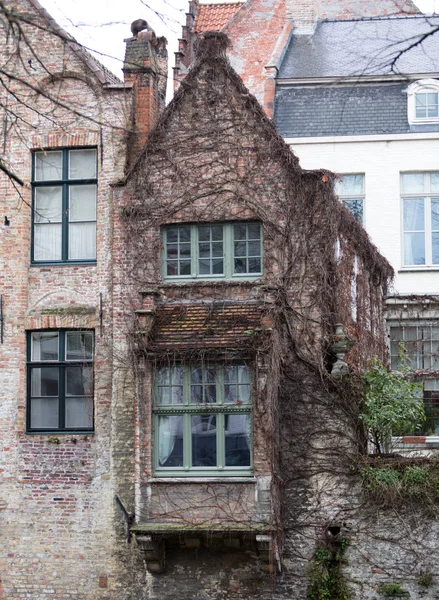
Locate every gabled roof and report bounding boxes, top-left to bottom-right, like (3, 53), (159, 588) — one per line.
(194, 2), (245, 33)
(278, 15), (439, 79)
(28, 0), (122, 86)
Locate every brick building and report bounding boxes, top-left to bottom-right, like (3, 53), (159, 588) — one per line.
(1, 1), (433, 599)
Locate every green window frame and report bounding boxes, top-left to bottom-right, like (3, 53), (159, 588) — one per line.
(162, 222), (263, 280)
(27, 330), (94, 432)
(153, 364), (252, 476)
(31, 148), (98, 264)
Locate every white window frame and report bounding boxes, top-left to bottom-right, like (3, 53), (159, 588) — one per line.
(401, 172), (439, 268)
(407, 79), (439, 125)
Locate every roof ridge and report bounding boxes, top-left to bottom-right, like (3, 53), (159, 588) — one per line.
(320, 14), (439, 24)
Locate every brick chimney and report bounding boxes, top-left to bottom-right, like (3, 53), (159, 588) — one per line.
(123, 22), (168, 155)
(286, 0), (322, 33)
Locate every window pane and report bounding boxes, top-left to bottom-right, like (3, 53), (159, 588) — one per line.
(69, 149), (97, 179)
(34, 224), (62, 261)
(32, 332), (59, 361)
(30, 398), (59, 429)
(432, 232), (439, 264)
(179, 227), (191, 243)
(167, 228), (178, 243)
(35, 151), (62, 181)
(65, 397), (93, 428)
(340, 174), (364, 195)
(69, 185), (97, 221)
(234, 242), (246, 257)
(402, 173), (424, 194)
(31, 367), (59, 397)
(225, 414), (251, 466)
(157, 367), (183, 405)
(343, 199), (363, 223)
(212, 259), (224, 274)
(248, 223), (261, 240)
(403, 198), (424, 230)
(234, 224), (247, 240)
(225, 366), (250, 404)
(35, 187), (62, 223)
(66, 366), (93, 396)
(404, 232), (425, 265)
(66, 332), (93, 360)
(158, 415), (183, 467)
(432, 198), (439, 229)
(431, 174), (439, 193)
(192, 415), (217, 467)
(68, 222), (96, 260)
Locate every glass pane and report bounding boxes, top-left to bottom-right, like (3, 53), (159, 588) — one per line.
(180, 243), (191, 257)
(65, 397), (93, 428)
(212, 259), (223, 274)
(34, 224), (62, 261)
(31, 367), (59, 396)
(180, 261), (191, 275)
(234, 242), (246, 257)
(248, 223), (261, 239)
(167, 261), (177, 276)
(158, 415), (183, 467)
(432, 232), (439, 264)
(32, 332), (59, 361)
(69, 149), (97, 179)
(234, 258), (246, 273)
(343, 199), (363, 223)
(35, 187), (62, 223)
(212, 226), (223, 241)
(432, 199), (439, 229)
(68, 222), (96, 260)
(192, 415), (217, 467)
(416, 94), (427, 118)
(403, 198), (424, 230)
(157, 366), (183, 405)
(198, 226), (211, 242)
(30, 398), (59, 429)
(167, 228), (178, 243)
(199, 243), (211, 258)
(431, 174), (439, 193)
(69, 185), (97, 221)
(199, 259), (211, 274)
(167, 244), (178, 259)
(66, 332), (93, 360)
(402, 173), (424, 194)
(35, 151), (62, 181)
(248, 258), (261, 273)
(225, 366), (250, 404)
(225, 414), (251, 466)
(340, 174), (364, 195)
(404, 232), (425, 265)
(234, 224), (247, 240)
(179, 227), (191, 243)
(212, 242), (223, 257)
(248, 241), (260, 256)
(66, 366), (93, 396)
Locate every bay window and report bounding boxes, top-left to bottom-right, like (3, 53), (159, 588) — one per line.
(153, 364), (252, 475)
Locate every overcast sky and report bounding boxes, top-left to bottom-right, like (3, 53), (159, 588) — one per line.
(38, 0), (438, 83)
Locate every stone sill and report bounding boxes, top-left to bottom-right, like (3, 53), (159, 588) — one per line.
(147, 477), (257, 483)
(131, 521), (270, 535)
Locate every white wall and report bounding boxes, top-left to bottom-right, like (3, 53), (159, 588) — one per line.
(287, 134), (439, 296)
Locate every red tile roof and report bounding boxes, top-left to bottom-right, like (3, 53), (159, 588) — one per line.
(194, 3), (244, 33)
(149, 302), (264, 351)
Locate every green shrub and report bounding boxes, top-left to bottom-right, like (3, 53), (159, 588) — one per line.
(377, 582), (410, 597)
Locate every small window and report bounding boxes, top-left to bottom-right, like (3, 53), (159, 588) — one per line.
(401, 172), (439, 266)
(390, 324), (439, 436)
(336, 174), (364, 223)
(407, 79), (439, 124)
(27, 330), (94, 432)
(153, 364), (252, 475)
(32, 148), (97, 263)
(162, 222), (263, 280)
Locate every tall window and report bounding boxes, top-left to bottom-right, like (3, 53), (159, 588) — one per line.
(390, 324), (439, 436)
(27, 330), (94, 431)
(336, 174), (364, 223)
(153, 364), (252, 475)
(402, 172), (439, 266)
(162, 222), (263, 280)
(32, 149), (97, 263)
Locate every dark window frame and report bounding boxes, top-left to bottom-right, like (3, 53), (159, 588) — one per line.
(31, 147), (98, 265)
(26, 329), (95, 433)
